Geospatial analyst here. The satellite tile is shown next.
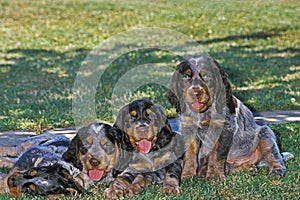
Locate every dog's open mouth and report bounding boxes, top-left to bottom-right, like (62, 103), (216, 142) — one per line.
(88, 169), (105, 181)
(191, 102), (205, 110)
(135, 139), (152, 154)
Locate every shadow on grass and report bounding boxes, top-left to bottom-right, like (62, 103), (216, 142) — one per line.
(0, 48), (89, 131)
(0, 28), (299, 131)
(198, 28), (285, 45)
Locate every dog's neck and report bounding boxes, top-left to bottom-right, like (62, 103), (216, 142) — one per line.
(179, 102), (226, 127)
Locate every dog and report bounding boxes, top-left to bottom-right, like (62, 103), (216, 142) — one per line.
(0, 122), (119, 197)
(168, 55), (287, 180)
(104, 99), (183, 199)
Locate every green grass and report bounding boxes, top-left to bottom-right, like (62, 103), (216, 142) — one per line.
(0, 0), (299, 199)
(0, 0), (299, 131)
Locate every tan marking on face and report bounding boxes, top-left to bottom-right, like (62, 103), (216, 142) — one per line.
(186, 68), (192, 77)
(86, 136), (93, 144)
(100, 137), (108, 146)
(126, 127), (137, 147)
(146, 108), (152, 115)
(131, 110), (137, 117)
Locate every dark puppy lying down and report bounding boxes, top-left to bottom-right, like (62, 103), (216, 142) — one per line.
(0, 123), (119, 197)
(168, 55), (291, 180)
(0, 133), (83, 197)
(104, 99), (184, 199)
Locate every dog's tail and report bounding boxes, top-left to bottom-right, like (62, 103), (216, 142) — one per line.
(281, 152), (294, 161)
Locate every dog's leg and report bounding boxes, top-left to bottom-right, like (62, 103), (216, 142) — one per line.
(0, 146), (19, 157)
(0, 157), (18, 168)
(163, 159), (182, 195)
(180, 119), (200, 178)
(197, 156), (208, 178)
(205, 126), (232, 181)
(104, 173), (135, 199)
(182, 138), (199, 178)
(205, 142), (226, 181)
(0, 172), (9, 194)
(126, 174), (152, 197)
(0, 141), (35, 157)
(257, 126), (286, 178)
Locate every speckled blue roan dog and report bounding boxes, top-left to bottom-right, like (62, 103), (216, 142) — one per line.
(168, 55), (293, 180)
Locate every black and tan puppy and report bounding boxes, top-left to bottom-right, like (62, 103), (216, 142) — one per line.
(168, 55), (286, 180)
(63, 123), (120, 188)
(104, 99), (183, 199)
(0, 123), (119, 197)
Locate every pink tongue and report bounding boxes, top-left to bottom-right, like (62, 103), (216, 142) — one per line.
(88, 169), (104, 181)
(192, 102), (204, 110)
(136, 139), (152, 154)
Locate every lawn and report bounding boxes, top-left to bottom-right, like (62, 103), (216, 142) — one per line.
(0, 0), (299, 199)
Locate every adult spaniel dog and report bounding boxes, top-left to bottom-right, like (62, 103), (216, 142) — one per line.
(168, 55), (286, 180)
(104, 99), (183, 199)
(0, 123), (119, 197)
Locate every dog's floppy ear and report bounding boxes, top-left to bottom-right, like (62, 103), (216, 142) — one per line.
(153, 105), (174, 149)
(108, 127), (133, 152)
(111, 105), (134, 151)
(212, 59), (235, 114)
(168, 61), (189, 114)
(62, 129), (85, 170)
(155, 119), (174, 149)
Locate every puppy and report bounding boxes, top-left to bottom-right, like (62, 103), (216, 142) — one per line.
(104, 99), (183, 199)
(0, 123), (119, 197)
(168, 55), (286, 180)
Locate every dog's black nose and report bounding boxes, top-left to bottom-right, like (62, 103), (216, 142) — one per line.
(89, 158), (100, 166)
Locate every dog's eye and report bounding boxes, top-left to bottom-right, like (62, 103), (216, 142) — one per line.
(80, 146), (88, 154)
(201, 73), (211, 82)
(101, 141), (115, 154)
(184, 69), (192, 78)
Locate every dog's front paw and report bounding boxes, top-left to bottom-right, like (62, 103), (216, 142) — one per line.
(206, 170), (226, 181)
(268, 168), (285, 178)
(104, 187), (126, 199)
(163, 184), (182, 195)
(104, 178), (129, 199)
(126, 183), (144, 197)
